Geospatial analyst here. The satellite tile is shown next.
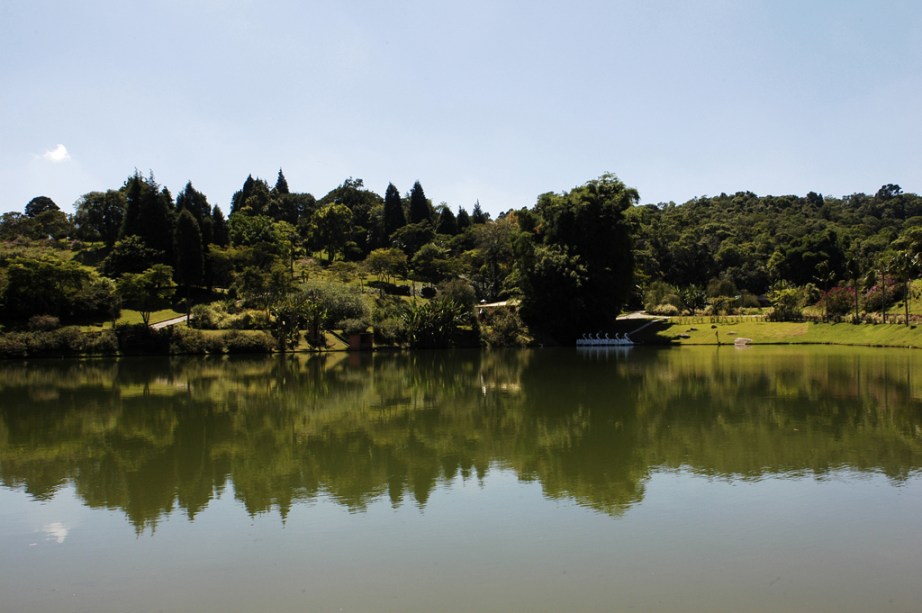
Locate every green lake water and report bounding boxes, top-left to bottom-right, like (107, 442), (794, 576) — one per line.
(1, 346), (921, 612)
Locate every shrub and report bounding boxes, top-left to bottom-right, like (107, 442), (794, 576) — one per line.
(203, 333), (227, 355)
(115, 324), (171, 354)
(338, 318), (369, 335)
(83, 331), (119, 355)
(821, 286), (858, 318)
(647, 303), (680, 316)
(644, 281), (682, 313)
(482, 308), (528, 347)
(0, 333), (28, 358)
(169, 327), (208, 354)
(437, 278), (477, 309)
(420, 286), (437, 299)
(28, 314), (61, 331)
(223, 330), (274, 353)
(189, 303), (226, 329)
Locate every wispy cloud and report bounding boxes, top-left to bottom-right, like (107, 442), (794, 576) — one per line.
(42, 144), (71, 163)
(43, 522), (69, 544)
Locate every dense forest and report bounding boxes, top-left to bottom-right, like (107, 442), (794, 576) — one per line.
(0, 170), (920, 353)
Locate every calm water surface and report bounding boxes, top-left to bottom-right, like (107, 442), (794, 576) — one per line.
(1, 346), (921, 612)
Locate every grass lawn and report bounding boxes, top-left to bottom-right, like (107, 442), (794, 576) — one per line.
(661, 319), (922, 348)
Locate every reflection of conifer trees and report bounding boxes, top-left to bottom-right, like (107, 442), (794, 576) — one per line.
(1, 348), (921, 531)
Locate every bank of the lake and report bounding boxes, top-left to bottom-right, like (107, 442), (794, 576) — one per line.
(655, 319), (922, 349)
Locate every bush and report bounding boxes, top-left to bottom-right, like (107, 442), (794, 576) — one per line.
(204, 333), (227, 355)
(28, 314), (61, 331)
(169, 327), (208, 354)
(338, 318), (369, 335)
(482, 308), (528, 347)
(0, 333), (28, 358)
(302, 281), (368, 327)
(647, 303), (680, 316)
(223, 330), (274, 353)
(189, 303), (225, 329)
(115, 324), (171, 354)
(644, 281), (682, 313)
(437, 278), (477, 308)
(83, 331), (119, 355)
(420, 286), (437, 299)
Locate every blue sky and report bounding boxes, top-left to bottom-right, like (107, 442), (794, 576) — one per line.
(2, 0), (920, 217)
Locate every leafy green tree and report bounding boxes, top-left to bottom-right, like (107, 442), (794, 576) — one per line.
(408, 181), (433, 224)
(73, 190), (127, 248)
(318, 177), (383, 257)
(309, 203), (353, 262)
(103, 235), (163, 277)
(117, 264), (176, 326)
(383, 182), (407, 240)
(390, 221), (435, 257)
(410, 243), (456, 285)
(516, 243), (587, 340)
(1, 256), (119, 323)
(366, 248), (408, 284)
(234, 262), (292, 315)
(521, 173), (637, 338)
(24, 196), (59, 218)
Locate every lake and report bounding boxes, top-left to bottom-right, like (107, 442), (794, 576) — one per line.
(1, 346), (921, 612)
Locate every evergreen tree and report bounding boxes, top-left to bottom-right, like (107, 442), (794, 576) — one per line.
(121, 171), (175, 263)
(408, 181), (433, 224)
(274, 168), (290, 195)
(211, 206), (229, 247)
(174, 209), (205, 292)
(384, 182), (407, 239)
(435, 204), (458, 235)
(176, 182), (211, 223)
(472, 200), (488, 224)
(457, 206), (472, 232)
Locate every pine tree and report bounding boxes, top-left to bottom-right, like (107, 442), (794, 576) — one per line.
(211, 206), (229, 246)
(274, 168), (290, 195)
(457, 206), (472, 232)
(176, 182), (211, 223)
(174, 209), (204, 292)
(472, 200), (488, 224)
(384, 182), (407, 239)
(435, 204), (458, 235)
(408, 181), (433, 224)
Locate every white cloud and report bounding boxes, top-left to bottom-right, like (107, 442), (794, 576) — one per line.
(43, 522), (69, 544)
(42, 144), (71, 163)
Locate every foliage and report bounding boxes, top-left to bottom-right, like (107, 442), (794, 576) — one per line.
(73, 190), (127, 247)
(481, 307), (528, 347)
(518, 173), (637, 339)
(117, 264), (177, 325)
(402, 298), (469, 348)
(767, 283), (806, 322)
(821, 286), (858, 319)
(173, 209), (205, 291)
(1, 255), (120, 323)
(222, 330), (275, 353)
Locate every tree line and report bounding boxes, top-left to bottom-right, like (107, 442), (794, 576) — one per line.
(1, 170), (920, 350)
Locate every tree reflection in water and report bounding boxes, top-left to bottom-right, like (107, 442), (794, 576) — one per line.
(1, 346), (920, 532)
